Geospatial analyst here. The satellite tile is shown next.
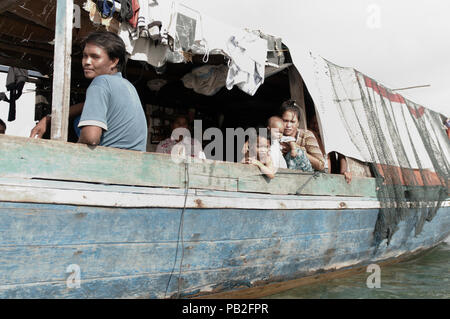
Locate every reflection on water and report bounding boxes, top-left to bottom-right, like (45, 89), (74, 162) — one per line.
(264, 242), (450, 299)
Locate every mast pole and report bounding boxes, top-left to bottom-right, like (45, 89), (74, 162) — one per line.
(50, 0), (74, 141)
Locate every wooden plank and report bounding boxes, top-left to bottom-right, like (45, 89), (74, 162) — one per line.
(5, 0), (99, 43)
(0, 243), (442, 299)
(0, 134), (379, 197)
(6, 0), (57, 29)
(0, 14), (54, 43)
(288, 65), (307, 130)
(0, 56), (44, 72)
(0, 0), (21, 13)
(238, 170), (378, 197)
(50, 0), (73, 141)
(0, 202), (448, 298)
(198, 245), (440, 299)
(0, 183), (386, 209)
(0, 41), (53, 59)
(0, 231), (375, 285)
(0, 135), (185, 188)
(0, 202), (381, 246)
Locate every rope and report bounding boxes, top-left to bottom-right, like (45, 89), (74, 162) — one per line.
(164, 161), (189, 299)
(296, 171), (321, 195)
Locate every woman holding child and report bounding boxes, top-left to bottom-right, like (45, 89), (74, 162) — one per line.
(242, 100), (325, 177)
(279, 100), (325, 172)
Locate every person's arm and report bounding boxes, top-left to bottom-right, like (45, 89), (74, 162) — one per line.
(338, 153), (352, 184)
(246, 157), (276, 179)
(289, 141), (298, 157)
(77, 81), (110, 147)
(302, 130), (325, 171)
(30, 114), (51, 138)
(30, 103), (85, 138)
(69, 102), (84, 118)
(240, 140), (249, 162)
(306, 153), (324, 171)
(78, 125), (102, 146)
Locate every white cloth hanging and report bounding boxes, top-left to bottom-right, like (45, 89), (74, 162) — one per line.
(225, 32), (267, 96)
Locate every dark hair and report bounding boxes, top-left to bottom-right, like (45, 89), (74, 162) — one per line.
(82, 31), (127, 72)
(174, 114), (190, 123)
(0, 118), (6, 129)
(280, 99), (301, 121)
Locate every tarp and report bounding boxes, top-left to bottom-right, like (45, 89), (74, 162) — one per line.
(288, 47), (450, 174)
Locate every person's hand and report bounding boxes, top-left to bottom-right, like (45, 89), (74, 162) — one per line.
(280, 142), (290, 155)
(289, 141), (298, 157)
(30, 115), (50, 139)
(245, 157), (261, 167)
(343, 171), (352, 184)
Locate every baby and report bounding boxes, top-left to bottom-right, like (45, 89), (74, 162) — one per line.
(266, 116), (287, 169)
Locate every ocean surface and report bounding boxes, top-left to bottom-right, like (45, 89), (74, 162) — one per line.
(265, 241), (450, 299)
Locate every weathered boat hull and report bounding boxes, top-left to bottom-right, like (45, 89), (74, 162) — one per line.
(0, 136), (448, 298)
(0, 180), (448, 299)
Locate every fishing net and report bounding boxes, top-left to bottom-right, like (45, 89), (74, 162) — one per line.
(325, 60), (449, 246)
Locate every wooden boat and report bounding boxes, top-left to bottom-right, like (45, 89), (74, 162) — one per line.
(0, 0), (448, 298)
(0, 134), (448, 298)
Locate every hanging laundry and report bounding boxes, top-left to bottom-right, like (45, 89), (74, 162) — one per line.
(96, 0), (116, 18)
(128, 0), (140, 28)
(136, 0), (163, 40)
(182, 65), (228, 96)
(5, 67), (28, 122)
(252, 30), (285, 67)
(84, 0), (120, 32)
(0, 92), (9, 103)
(119, 0), (174, 68)
(119, 23), (168, 68)
(119, 0), (133, 22)
(225, 32), (268, 96)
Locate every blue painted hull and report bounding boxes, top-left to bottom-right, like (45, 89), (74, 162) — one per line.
(1, 200), (449, 298)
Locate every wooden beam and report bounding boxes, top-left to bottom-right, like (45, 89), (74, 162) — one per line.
(0, 0), (22, 13)
(0, 14), (55, 43)
(0, 135), (378, 198)
(50, 0), (73, 141)
(288, 65), (307, 130)
(0, 41), (53, 58)
(6, 0), (57, 30)
(5, 0), (99, 43)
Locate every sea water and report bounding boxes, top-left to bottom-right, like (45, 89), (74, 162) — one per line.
(265, 240), (450, 299)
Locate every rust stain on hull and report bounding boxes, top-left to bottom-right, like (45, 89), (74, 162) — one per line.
(192, 245), (439, 299)
(194, 199), (205, 208)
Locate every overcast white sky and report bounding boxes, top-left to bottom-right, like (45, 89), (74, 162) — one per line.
(183, 0), (449, 116)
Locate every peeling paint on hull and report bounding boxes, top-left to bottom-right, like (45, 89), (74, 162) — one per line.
(0, 198), (448, 299)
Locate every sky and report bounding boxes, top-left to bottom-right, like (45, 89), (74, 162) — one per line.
(182, 0), (449, 116)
